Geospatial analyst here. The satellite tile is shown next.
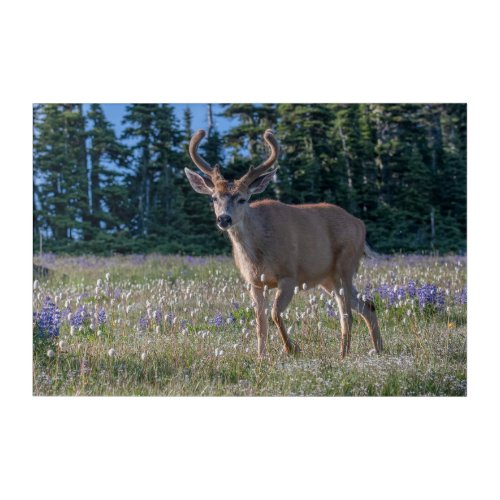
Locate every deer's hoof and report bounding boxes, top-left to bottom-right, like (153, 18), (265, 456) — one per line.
(285, 342), (301, 356)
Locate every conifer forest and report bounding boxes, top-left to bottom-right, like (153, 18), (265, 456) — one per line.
(32, 104), (466, 255)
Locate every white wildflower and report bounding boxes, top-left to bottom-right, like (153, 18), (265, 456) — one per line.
(302, 283), (307, 290)
(47, 349), (55, 359)
(294, 286), (299, 295)
(108, 348), (115, 357)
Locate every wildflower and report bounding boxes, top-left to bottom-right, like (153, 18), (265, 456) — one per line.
(138, 316), (149, 330)
(260, 274), (265, 282)
(105, 273), (110, 281)
(97, 330), (102, 337)
(302, 283), (307, 291)
(213, 312), (224, 328)
(33, 280), (39, 291)
(294, 286), (299, 295)
(33, 297), (61, 339)
(108, 348), (115, 357)
(339, 288), (344, 296)
(47, 349), (55, 359)
(71, 306), (89, 327)
(141, 352), (147, 361)
(97, 308), (107, 325)
(97, 279), (102, 287)
(58, 340), (66, 350)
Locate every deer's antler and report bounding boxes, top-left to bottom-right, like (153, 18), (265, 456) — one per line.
(239, 129), (279, 186)
(189, 130), (221, 179)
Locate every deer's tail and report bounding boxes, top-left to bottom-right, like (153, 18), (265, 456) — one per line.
(363, 242), (379, 259)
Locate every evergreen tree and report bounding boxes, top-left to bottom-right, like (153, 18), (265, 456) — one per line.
(86, 104), (129, 247)
(33, 104), (89, 248)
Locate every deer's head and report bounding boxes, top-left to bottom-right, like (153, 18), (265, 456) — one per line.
(185, 129), (279, 231)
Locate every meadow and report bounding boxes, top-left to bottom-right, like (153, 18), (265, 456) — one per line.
(32, 253), (467, 396)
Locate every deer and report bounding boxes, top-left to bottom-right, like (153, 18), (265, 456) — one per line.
(185, 129), (383, 358)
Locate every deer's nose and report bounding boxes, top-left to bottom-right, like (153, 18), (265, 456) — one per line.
(217, 214), (232, 228)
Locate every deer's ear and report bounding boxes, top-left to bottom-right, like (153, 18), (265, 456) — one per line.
(248, 168), (278, 195)
(185, 168), (215, 195)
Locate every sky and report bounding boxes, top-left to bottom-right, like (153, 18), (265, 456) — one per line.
(97, 103), (238, 137)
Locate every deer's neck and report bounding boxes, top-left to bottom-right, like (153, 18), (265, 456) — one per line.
(227, 211), (264, 283)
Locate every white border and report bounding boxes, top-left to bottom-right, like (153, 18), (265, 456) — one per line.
(2, 1), (498, 499)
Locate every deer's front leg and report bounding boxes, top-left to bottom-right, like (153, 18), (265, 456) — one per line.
(272, 278), (299, 355)
(250, 284), (268, 357)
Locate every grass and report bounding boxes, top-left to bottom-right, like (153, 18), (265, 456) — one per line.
(32, 253), (467, 396)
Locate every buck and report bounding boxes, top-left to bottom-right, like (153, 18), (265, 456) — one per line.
(185, 129), (383, 358)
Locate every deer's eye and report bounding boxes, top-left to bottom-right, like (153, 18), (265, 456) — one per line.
(238, 198), (247, 204)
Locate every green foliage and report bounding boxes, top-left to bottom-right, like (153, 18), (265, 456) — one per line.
(33, 103), (466, 255)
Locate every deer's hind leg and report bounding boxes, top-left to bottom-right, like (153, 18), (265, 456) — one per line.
(271, 278), (300, 354)
(351, 287), (383, 353)
(321, 276), (354, 358)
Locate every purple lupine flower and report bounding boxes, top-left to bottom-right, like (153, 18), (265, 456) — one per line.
(455, 287), (467, 305)
(114, 288), (121, 299)
(71, 306), (90, 327)
(166, 312), (175, 325)
(33, 297), (61, 338)
(213, 312), (224, 328)
(407, 280), (417, 297)
(154, 310), (162, 324)
(97, 307), (107, 325)
(138, 315), (149, 330)
(326, 306), (337, 318)
(436, 289), (445, 309)
(417, 284), (439, 308)
(363, 284), (374, 302)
